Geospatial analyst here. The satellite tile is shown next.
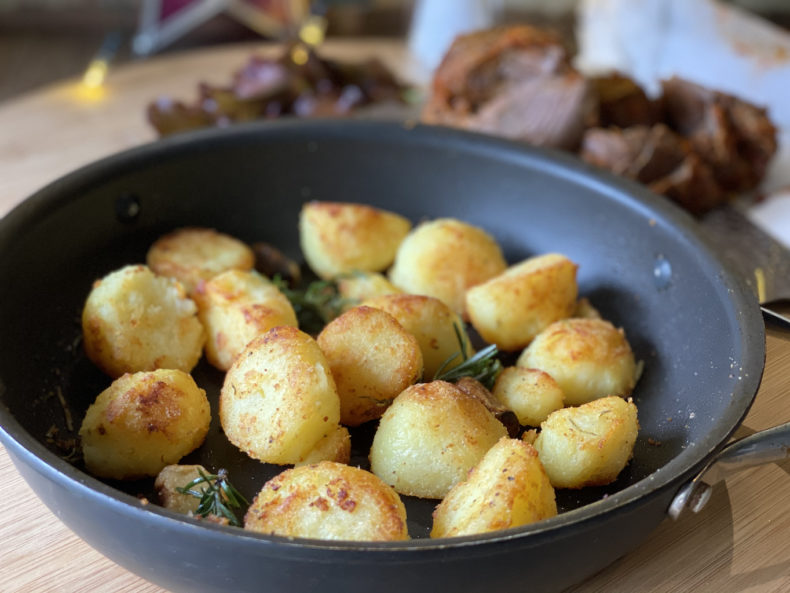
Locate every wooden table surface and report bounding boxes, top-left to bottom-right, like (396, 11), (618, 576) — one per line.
(1, 39), (790, 593)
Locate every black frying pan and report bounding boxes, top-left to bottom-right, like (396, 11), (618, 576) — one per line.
(0, 120), (766, 592)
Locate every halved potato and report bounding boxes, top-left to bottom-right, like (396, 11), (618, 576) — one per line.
(219, 326), (341, 465)
(492, 366), (565, 427)
(80, 369), (210, 480)
(572, 297), (601, 319)
(317, 305), (423, 426)
(299, 201), (412, 280)
(336, 272), (403, 312)
(82, 264), (205, 378)
(155, 464), (209, 515)
(362, 293), (472, 380)
(147, 227), (255, 294)
(534, 396), (639, 488)
(431, 437), (557, 537)
(517, 318), (638, 406)
(244, 461), (409, 541)
(193, 269), (298, 371)
(466, 253), (578, 350)
(369, 381), (507, 499)
(389, 218), (507, 317)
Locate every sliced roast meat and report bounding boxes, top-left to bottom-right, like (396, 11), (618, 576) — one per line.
(421, 25), (594, 150)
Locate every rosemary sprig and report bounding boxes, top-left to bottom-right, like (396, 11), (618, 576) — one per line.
(434, 324), (503, 389)
(273, 275), (351, 333)
(176, 468), (248, 526)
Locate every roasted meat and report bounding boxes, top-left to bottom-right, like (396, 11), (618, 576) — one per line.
(580, 77), (777, 213)
(148, 44), (407, 137)
(588, 74), (662, 129)
(661, 77), (778, 194)
(581, 124), (724, 214)
(421, 25), (594, 150)
(422, 25), (778, 215)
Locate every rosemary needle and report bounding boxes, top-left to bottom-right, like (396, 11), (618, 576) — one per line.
(434, 324), (503, 389)
(176, 468), (248, 527)
(273, 275), (352, 333)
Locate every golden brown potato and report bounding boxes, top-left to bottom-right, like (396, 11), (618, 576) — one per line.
(80, 369), (211, 480)
(361, 294), (472, 380)
(534, 396), (639, 488)
(517, 318), (638, 406)
(369, 381), (507, 499)
(155, 464), (209, 515)
(466, 253), (578, 350)
(336, 272), (403, 312)
(492, 366), (565, 427)
(147, 227), (255, 294)
(219, 326), (341, 465)
(317, 306), (423, 426)
(244, 461), (409, 541)
(294, 425), (351, 466)
(193, 269), (298, 371)
(299, 201), (412, 280)
(389, 218), (507, 317)
(82, 265), (205, 378)
(573, 297), (602, 319)
(431, 437), (557, 537)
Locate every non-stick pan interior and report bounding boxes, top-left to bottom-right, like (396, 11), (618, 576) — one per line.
(0, 120), (764, 539)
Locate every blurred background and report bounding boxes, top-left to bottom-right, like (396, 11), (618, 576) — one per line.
(1, 0), (789, 103)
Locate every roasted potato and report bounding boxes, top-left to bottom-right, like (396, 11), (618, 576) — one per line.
(219, 326), (341, 465)
(361, 293), (472, 380)
(317, 305), (423, 426)
(466, 253), (578, 350)
(193, 269), (298, 371)
(369, 381), (507, 499)
(389, 218), (507, 317)
(572, 297), (602, 319)
(80, 369), (211, 480)
(336, 272), (403, 311)
(294, 425), (351, 466)
(299, 201), (412, 280)
(534, 396), (639, 488)
(431, 437), (557, 537)
(147, 227), (255, 294)
(82, 265), (205, 378)
(155, 464), (209, 515)
(244, 461), (409, 541)
(492, 366), (565, 427)
(517, 318), (638, 406)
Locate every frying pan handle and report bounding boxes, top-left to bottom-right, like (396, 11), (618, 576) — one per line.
(668, 422), (790, 520)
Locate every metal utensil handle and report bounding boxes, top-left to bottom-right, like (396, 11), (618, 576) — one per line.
(762, 305), (790, 331)
(668, 422), (790, 520)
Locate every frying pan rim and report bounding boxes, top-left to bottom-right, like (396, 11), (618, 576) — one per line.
(0, 118), (766, 552)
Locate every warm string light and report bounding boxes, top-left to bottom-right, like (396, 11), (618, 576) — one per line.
(82, 58), (110, 89)
(289, 12), (327, 66)
(76, 32), (121, 101)
(298, 15), (326, 47)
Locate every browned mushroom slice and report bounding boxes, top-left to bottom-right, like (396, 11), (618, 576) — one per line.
(455, 377), (520, 438)
(252, 242), (301, 286)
